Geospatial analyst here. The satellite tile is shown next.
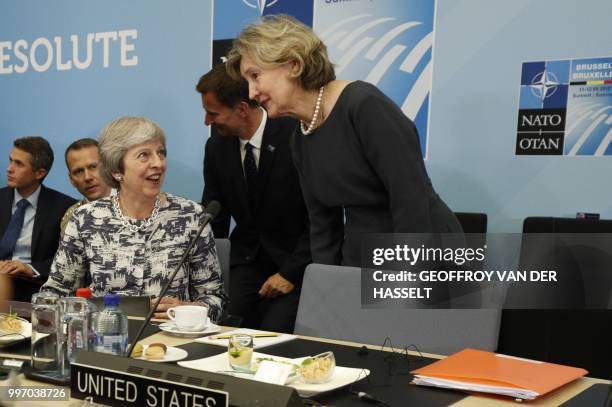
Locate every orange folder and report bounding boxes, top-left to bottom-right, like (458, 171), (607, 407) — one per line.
(411, 349), (588, 400)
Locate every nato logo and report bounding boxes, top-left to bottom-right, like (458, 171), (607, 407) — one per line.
(519, 60), (569, 109)
(516, 60), (571, 155)
(240, 0), (312, 26)
(517, 57), (612, 156)
(214, 0), (313, 40)
(241, 0), (279, 15)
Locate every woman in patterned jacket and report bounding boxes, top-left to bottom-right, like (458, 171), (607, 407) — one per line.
(42, 116), (224, 321)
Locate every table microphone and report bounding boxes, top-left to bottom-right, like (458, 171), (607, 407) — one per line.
(350, 390), (390, 406)
(127, 200), (221, 356)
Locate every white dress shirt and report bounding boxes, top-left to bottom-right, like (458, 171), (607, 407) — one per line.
(239, 107), (267, 172)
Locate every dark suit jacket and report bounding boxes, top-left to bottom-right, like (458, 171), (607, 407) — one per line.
(202, 117), (311, 286)
(0, 185), (77, 279)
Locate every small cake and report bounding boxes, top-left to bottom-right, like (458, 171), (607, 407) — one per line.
(145, 343), (167, 360)
(130, 342), (144, 358)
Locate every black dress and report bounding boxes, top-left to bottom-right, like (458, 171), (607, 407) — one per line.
(291, 81), (461, 266)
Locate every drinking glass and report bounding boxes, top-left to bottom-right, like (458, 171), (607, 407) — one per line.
(59, 297), (89, 378)
(31, 291), (60, 374)
(228, 334), (253, 371)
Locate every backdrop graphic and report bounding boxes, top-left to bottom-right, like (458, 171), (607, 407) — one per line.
(213, 0), (434, 157)
(0, 0), (213, 201)
(428, 0), (612, 233)
(313, 0), (435, 158)
(516, 60), (569, 155)
(2, 0), (612, 233)
(565, 56), (612, 156)
(213, 0), (313, 41)
(212, 0), (313, 69)
(516, 56), (612, 156)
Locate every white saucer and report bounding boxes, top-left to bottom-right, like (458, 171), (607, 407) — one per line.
(159, 319), (221, 336)
(137, 345), (188, 363)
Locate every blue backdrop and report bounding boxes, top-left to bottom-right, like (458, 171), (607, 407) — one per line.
(2, 0), (612, 232)
(0, 0), (212, 201)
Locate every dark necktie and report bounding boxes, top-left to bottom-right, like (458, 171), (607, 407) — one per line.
(244, 143), (258, 209)
(0, 199), (30, 260)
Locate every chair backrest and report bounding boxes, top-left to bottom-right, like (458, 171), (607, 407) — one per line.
(294, 264), (501, 356)
(215, 238), (231, 295)
(454, 212), (487, 234)
(504, 217), (612, 309)
(499, 216), (612, 379)
(522, 216), (612, 233)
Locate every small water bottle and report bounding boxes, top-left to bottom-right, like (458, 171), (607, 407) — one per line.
(91, 294), (128, 356)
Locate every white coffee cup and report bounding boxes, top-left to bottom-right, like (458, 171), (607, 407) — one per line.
(166, 305), (209, 331)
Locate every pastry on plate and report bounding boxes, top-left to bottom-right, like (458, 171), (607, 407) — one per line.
(145, 343), (167, 360)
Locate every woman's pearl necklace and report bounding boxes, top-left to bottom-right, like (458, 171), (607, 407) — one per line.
(300, 86), (325, 135)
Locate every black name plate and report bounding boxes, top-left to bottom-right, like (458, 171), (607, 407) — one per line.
(71, 363), (228, 407)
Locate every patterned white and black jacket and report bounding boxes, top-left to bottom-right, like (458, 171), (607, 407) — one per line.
(42, 193), (224, 322)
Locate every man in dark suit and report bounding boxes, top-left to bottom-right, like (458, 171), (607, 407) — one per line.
(60, 138), (112, 236)
(0, 137), (76, 300)
(197, 64), (311, 333)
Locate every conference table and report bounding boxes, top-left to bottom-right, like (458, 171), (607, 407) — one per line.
(0, 302), (608, 406)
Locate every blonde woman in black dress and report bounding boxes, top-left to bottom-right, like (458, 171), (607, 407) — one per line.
(227, 15), (461, 267)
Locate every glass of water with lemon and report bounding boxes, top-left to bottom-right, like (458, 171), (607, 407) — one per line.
(228, 334), (253, 371)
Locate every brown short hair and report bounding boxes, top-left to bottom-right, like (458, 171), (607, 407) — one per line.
(64, 138), (99, 168)
(226, 14), (335, 90)
(13, 136), (54, 177)
(196, 63), (258, 108)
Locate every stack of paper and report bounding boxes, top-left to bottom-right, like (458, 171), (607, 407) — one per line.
(411, 349), (587, 400)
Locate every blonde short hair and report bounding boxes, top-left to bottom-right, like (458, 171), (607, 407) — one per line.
(98, 116), (166, 189)
(227, 14), (335, 90)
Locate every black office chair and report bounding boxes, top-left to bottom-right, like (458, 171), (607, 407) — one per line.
(454, 212), (487, 234)
(498, 216), (612, 379)
(521, 216), (612, 233)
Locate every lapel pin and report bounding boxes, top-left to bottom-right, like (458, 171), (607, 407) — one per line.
(267, 145), (276, 152)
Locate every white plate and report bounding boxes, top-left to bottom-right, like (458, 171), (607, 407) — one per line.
(194, 328), (297, 349)
(0, 317), (32, 346)
(178, 352), (370, 397)
(136, 345), (189, 363)
(158, 319), (221, 336)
